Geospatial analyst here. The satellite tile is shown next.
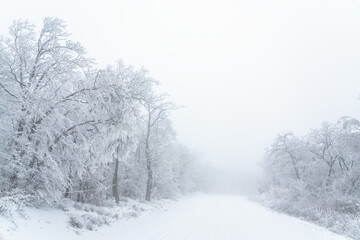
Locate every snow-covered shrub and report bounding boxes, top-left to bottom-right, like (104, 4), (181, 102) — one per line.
(67, 201), (119, 230)
(66, 198), (162, 230)
(0, 190), (31, 219)
(69, 212), (112, 230)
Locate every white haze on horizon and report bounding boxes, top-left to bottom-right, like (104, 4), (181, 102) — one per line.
(2, 0), (360, 176)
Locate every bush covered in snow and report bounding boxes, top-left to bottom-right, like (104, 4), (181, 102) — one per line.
(0, 191), (31, 219)
(260, 117), (360, 239)
(63, 198), (163, 231)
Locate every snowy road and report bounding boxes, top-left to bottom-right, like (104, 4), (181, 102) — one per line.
(2, 194), (351, 240)
(83, 194), (349, 240)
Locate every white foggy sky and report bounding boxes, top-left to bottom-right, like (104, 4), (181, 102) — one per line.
(2, 0), (360, 171)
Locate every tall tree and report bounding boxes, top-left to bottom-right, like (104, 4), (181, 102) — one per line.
(139, 95), (180, 201)
(0, 18), (94, 202)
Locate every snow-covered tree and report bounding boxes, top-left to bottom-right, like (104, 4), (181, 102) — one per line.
(137, 95), (180, 201)
(261, 116), (360, 236)
(0, 18), (94, 202)
(0, 18), (197, 208)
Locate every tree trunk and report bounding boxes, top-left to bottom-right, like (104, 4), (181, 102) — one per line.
(288, 152), (300, 180)
(145, 151), (153, 201)
(77, 182), (82, 202)
(64, 176), (71, 198)
(112, 146), (120, 204)
(64, 187), (70, 198)
(145, 114), (152, 201)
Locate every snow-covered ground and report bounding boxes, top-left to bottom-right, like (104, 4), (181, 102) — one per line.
(0, 194), (351, 240)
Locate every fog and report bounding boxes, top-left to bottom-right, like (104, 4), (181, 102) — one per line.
(2, 0), (360, 194)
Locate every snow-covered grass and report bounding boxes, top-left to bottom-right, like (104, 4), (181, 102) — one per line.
(0, 192), (30, 220)
(0, 194), (352, 240)
(258, 188), (360, 239)
(0, 197), (170, 240)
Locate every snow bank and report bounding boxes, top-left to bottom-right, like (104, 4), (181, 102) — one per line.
(0, 198), (170, 240)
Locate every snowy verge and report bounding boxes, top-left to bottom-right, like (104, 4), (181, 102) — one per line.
(0, 197), (173, 240)
(257, 190), (359, 239)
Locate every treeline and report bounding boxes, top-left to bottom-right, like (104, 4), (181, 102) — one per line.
(261, 116), (360, 237)
(0, 18), (197, 206)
